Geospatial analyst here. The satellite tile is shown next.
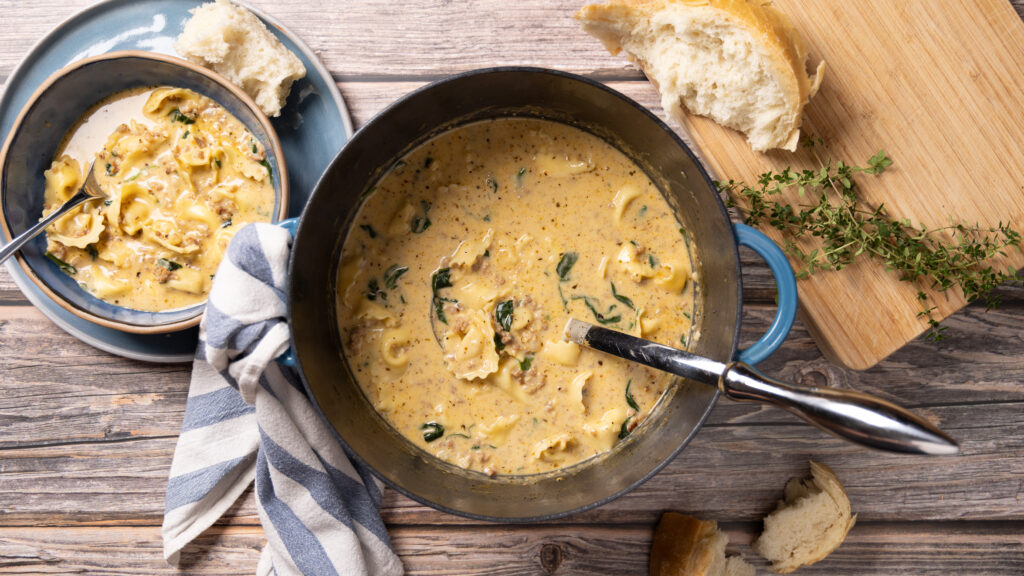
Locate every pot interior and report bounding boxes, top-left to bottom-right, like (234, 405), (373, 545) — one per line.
(289, 68), (741, 520)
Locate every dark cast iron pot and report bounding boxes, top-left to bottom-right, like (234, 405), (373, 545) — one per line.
(285, 68), (797, 521)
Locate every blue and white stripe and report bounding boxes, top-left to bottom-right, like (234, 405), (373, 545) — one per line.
(162, 223), (403, 576)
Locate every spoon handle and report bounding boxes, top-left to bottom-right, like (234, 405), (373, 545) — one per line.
(721, 361), (959, 455)
(566, 319), (959, 456)
(0, 188), (93, 265)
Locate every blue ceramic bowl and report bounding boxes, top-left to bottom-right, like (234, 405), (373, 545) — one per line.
(0, 51), (288, 334)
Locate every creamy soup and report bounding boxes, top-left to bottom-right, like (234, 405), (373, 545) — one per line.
(336, 118), (698, 476)
(42, 87), (275, 311)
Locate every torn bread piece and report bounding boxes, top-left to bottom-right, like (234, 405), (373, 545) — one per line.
(651, 512), (755, 576)
(576, 0), (824, 152)
(753, 461), (856, 573)
(176, 0), (306, 117)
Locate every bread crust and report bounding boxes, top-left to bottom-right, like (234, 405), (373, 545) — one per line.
(576, 0), (824, 151)
(752, 460), (857, 574)
(650, 513), (720, 576)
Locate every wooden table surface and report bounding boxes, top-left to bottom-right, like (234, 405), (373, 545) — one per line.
(1, 1), (1023, 574)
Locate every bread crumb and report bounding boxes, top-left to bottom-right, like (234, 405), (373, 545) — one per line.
(176, 0), (306, 117)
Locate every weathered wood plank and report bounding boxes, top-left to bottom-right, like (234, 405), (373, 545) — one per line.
(0, 526), (264, 575)
(1, 523), (1023, 575)
(0, 0), (630, 79)
(1, 0), (1023, 79)
(1, 395), (1022, 526)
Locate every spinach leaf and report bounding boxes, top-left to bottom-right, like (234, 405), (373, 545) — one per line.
(519, 354), (534, 372)
(259, 159), (272, 177)
(411, 216), (431, 233)
(421, 422), (444, 442)
(618, 380), (640, 439)
(495, 299), (514, 332)
(157, 258), (182, 271)
(493, 332), (506, 352)
(618, 418), (633, 440)
(46, 252), (76, 275)
(431, 268), (455, 324)
(383, 264), (409, 290)
(366, 277), (387, 301)
(169, 108), (195, 124)
(556, 252), (578, 281)
(432, 268), (452, 291)
(610, 282), (635, 309)
(625, 379), (639, 411)
(434, 296), (457, 324)
(572, 295), (621, 325)
(411, 200), (432, 233)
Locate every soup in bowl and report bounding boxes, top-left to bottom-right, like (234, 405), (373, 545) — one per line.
(337, 117), (699, 476)
(0, 51), (288, 333)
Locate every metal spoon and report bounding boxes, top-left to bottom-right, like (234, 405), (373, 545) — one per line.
(0, 162), (104, 266)
(566, 319), (959, 455)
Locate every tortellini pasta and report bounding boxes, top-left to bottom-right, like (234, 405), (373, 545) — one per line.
(443, 309), (500, 381)
(41, 86), (276, 311)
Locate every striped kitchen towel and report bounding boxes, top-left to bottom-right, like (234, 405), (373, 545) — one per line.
(161, 223), (404, 576)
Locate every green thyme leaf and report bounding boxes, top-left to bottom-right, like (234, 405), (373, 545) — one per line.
(718, 150), (1022, 342)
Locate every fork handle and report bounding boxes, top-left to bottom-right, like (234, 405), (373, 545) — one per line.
(720, 361), (959, 455)
(0, 189), (93, 265)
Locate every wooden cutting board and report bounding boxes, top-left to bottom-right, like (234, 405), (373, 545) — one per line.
(676, 0), (1024, 370)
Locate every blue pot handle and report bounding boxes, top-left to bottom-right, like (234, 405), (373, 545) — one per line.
(733, 223), (798, 365)
(275, 217), (299, 368)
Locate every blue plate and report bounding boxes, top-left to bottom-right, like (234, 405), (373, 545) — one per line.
(0, 0), (352, 363)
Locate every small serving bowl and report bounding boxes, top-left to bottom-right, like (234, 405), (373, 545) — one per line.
(0, 50), (288, 334)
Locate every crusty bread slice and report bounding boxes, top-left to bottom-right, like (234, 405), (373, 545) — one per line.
(576, 0), (824, 152)
(650, 512), (755, 576)
(176, 0), (306, 118)
(753, 461), (856, 574)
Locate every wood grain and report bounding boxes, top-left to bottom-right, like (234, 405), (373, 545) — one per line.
(2, 523), (1023, 575)
(2, 301), (1022, 528)
(676, 0), (1024, 369)
(1, 0), (1023, 80)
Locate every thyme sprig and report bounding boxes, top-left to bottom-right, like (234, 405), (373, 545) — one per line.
(718, 150), (1021, 341)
